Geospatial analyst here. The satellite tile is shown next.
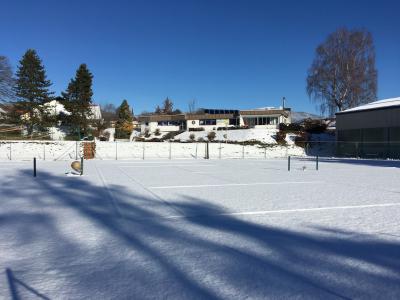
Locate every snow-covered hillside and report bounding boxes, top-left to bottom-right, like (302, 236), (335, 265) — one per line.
(174, 129), (279, 144)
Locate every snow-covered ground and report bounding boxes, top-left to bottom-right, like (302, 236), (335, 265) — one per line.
(0, 140), (305, 161)
(1, 159), (399, 299)
(174, 128), (278, 144)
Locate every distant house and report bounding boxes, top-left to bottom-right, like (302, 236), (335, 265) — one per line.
(336, 97), (400, 158)
(138, 107), (291, 134)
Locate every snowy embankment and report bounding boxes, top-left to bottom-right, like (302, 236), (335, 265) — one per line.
(0, 141), (80, 161)
(174, 128), (278, 144)
(0, 140), (305, 160)
(95, 141), (305, 160)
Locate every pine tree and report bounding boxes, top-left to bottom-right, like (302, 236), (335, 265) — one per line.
(162, 97), (173, 114)
(62, 64), (93, 138)
(115, 99), (133, 139)
(13, 49), (53, 135)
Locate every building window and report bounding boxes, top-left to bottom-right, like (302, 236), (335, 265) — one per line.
(199, 119), (216, 125)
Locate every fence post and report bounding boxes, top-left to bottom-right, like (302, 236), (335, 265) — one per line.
(142, 142), (145, 160)
(75, 141), (78, 160)
(195, 143), (198, 159)
(33, 157), (36, 177)
(206, 142), (209, 159)
(316, 155), (319, 170)
(242, 144), (245, 159)
(81, 157), (84, 176)
(115, 141), (118, 160)
(219, 142), (222, 159)
(169, 142), (172, 160)
(9, 142), (11, 160)
(288, 156), (291, 171)
(43, 143), (46, 161)
(264, 146), (266, 159)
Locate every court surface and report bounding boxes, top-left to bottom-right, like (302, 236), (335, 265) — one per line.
(1, 158), (400, 299)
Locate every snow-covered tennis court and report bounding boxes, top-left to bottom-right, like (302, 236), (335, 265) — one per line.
(1, 158), (400, 299)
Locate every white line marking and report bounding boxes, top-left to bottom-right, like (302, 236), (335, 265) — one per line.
(164, 202), (400, 219)
(120, 164), (214, 168)
(149, 181), (324, 189)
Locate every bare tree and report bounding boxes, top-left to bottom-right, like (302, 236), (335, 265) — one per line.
(307, 28), (377, 116)
(0, 56), (14, 102)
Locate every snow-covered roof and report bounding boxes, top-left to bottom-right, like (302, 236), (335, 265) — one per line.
(90, 104), (102, 119)
(337, 97), (400, 114)
(43, 100), (71, 116)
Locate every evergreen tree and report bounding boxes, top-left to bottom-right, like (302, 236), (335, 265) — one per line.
(62, 64), (93, 138)
(115, 99), (133, 138)
(162, 97), (173, 114)
(0, 55), (14, 102)
(13, 49), (53, 135)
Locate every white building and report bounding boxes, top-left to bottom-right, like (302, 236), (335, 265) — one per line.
(139, 107), (291, 134)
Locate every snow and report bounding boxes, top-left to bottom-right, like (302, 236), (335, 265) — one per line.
(103, 128), (115, 141)
(175, 128), (279, 144)
(43, 100), (71, 116)
(339, 97), (400, 113)
(0, 140), (305, 161)
(0, 158), (399, 298)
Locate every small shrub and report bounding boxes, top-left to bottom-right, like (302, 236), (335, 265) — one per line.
(275, 131), (287, 145)
(303, 119), (327, 133)
(279, 123), (303, 132)
(144, 128), (151, 138)
(197, 137), (205, 142)
(154, 128), (161, 136)
(189, 133), (196, 141)
(207, 131), (216, 141)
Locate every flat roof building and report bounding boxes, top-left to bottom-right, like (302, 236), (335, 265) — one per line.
(336, 97), (400, 158)
(138, 107), (291, 133)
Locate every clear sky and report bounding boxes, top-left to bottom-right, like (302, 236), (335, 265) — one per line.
(1, 0), (399, 115)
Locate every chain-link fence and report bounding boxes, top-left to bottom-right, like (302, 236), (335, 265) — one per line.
(1, 140), (399, 161)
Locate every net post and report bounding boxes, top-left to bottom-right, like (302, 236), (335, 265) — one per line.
(288, 156), (291, 171)
(316, 155), (319, 170)
(81, 157), (84, 176)
(33, 157), (36, 177)
(75, 141), (78, 160)
(206, 142), (209, 159)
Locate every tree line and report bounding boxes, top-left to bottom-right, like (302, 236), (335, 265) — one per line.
(0, 49), (135, 139)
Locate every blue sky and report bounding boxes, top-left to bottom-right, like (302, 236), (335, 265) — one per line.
(1, 0), (399, 114)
